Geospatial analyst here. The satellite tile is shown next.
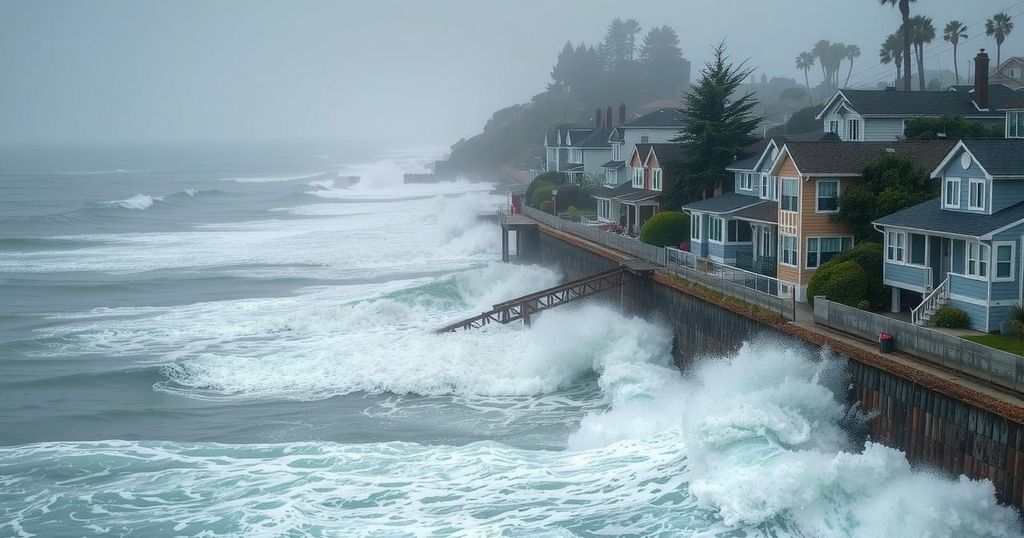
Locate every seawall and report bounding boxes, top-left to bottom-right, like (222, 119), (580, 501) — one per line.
(536, 229), (1024, 508)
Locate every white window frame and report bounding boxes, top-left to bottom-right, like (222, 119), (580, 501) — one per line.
(1008, 111), (1024, 139)
(781, 178), (799, 213)
(815, 179), (840, 213)
(760, 174), (770, 199)
(994, 242), (1016, 282)
(759, 227), (773, 257)
(965, 241), (990, 279)
(612, 144), (621, 160)
(740, 172), (752, 190)
(780, 234), (798, 267)
(632, 167), (644, 189)
(708, 217), (724, 243)
(846, 119), (860, 141)
(968, 178), (986, 211)
(886, 231), (906, 264)
(652, 168), (663, 191)
(690, 213), (702, 241)
(828, 119), (839, 134)
(943, 178), (961, 208)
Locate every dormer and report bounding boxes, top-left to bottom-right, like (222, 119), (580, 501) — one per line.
(931, 140), (1024, 215)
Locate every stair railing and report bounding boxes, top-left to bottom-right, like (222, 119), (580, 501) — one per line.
(911, 276), (950, 326)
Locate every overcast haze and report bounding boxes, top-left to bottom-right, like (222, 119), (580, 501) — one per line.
(3, 0), (1024, 147)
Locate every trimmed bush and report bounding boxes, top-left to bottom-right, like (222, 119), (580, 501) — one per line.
(857, 299), (871, 311)
(566, 205), (578, 215)
(825, 242), (885, 306)
(934, 306), (969, 329)
(525, 172), (566, 209)
(638, 211), (689, 248)
(530, 184), (555, 209)
(539, 200), (553, 213)
(806, 260), (868, 307)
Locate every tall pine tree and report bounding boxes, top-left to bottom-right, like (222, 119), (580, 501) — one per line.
(639, 26), (688, 100)
(664, 42), (759, 209)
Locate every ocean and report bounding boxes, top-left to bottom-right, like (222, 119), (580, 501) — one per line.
(0, 141), (1021, 537)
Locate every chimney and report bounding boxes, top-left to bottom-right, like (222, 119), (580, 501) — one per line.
(618, 102), (626, 125)
(605, 105), (613, 129)
(595, 108), (602, 128)
(975, 49), (990, 109)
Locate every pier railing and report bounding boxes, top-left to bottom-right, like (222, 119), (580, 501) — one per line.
(814, 298), (1024, 393)
(519, 206), (796, 320)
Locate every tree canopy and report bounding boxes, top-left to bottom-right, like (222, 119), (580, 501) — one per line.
(837, 152), (934, 241)
(903, 115), (1004, 139)
(663, 42), (760, 209)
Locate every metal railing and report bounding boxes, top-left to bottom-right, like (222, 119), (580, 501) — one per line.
(518, 205), (797, 320)
(911, 276), (949, 326)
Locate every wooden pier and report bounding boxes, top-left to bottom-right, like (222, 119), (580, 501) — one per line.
(436, 262), (655, 333)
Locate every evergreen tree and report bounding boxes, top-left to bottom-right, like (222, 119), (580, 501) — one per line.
(664, 42), (760, 209)
(548, 41), (575, 93)
(599, 18), (641, 70)
(639, 25), (688, 100)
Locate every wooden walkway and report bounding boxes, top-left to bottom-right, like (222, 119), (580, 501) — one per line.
(436, 263), (654, 333)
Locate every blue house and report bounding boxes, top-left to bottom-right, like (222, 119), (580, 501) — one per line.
(875, 139), (1024, 331)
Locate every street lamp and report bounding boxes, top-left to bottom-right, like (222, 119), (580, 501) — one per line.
(551, 188), (558, 215)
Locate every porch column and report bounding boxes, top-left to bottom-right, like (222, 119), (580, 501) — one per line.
(891, 287), (901, 313)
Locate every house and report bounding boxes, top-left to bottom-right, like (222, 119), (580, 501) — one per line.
(991, 56), (1024, 91)
(594, 143), (683, 233)
(816, 50), (1018, 141)
(685, 140), (956, 302)
(875, 139), (1024, 332)
(544, 125), (593, 180)
(577, 106), (618, 184)
(603, 107), (685, 186)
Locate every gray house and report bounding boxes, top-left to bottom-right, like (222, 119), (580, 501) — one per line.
(603, 107), (685, 185)
(817, 50), (1019, 142)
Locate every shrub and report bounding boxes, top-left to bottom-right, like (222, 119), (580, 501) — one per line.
(530, 183), (555, 209)
(806, 260), (868, 307)
(525, 172), (566, 208)
(638, 211), (689, 247)
(1009, 305), (1024, 339)
(539, 200), (553, 213)
(828, 242), (885, 306)
(934, 306), (969, 329)
(857, 300), (871, 311)
(567, 205), (578, 215)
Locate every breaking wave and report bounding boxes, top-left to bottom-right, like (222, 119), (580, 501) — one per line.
(101, 193), (162, 210)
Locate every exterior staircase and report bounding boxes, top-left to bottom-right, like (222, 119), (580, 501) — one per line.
(911, 277), (950, 326)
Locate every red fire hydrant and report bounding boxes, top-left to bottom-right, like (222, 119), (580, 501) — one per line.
(879, 332), (894, 353)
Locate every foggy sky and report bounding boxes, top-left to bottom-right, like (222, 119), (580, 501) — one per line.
(3, 0), (1024, 147)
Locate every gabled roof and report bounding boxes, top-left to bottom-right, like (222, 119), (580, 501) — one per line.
(683, 192), (764, 213)
(645, 143), (686, 166)
(631, 143), (654, 165)
(815, 86), (1018, 119)
(771, 140), (957, 177)
(995, 56), (1024, 72)
(565, 129), (595, 147)
(578, 127), (614, 149)
(592, 181), (635, 200)
(601, 160), (625, 169)
(622, 108), (685, 128)
(932, 139), (1024, 178)
(732, 200), (779, 224)
(616, 189), (661, 203)
(875, 198), (1024, 239)
(727, 138), (781, 172)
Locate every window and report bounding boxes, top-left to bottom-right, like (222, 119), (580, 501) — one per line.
(781, 235), (798, 266)
(969, 179), (986, 210)
(604, 169), (615, 185)
(828, 120), (839, 134)
(944, 178), (961, 208)
(652, 168), (663, 191)
(966, 241), (990, 278)
(612, 144), (621, 160)
(598, 199), (610, 220)
(691, 213), (702, 240)
(760, 174), (770, 199)
(759, 227), (773, 257)
(781, 179), (799, 212)
(640, 135), (649, 143)
(887, 231), (905, 263)
(995, 243), (1015, 281)
(909, 233), (927, 265)
(632, 167), (644, 188)
(570, 149), (583, 163)
(816, 180), (839, 212)
(740, 172), (752, 190)
(708, 217), (723, 242)
(806, 236), (853, 268)
(846, 119), (860, 141)
(1008, 111), (1024, 138)
(727, 220), (752, 243)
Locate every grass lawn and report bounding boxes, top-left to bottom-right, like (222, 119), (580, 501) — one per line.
(963, 334), (1024, 356)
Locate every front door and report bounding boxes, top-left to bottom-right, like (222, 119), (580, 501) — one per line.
(930, 236), (951, 287)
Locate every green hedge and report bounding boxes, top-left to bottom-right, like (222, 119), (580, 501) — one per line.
(638, 211), (690, 248)
(806, 260), (868, 307)
(807, 242), (884, 307)
(934, 307), (969, 328)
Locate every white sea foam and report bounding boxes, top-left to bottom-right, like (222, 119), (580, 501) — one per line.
(102, 193), (163, 210)
(217, 171), (328, 183)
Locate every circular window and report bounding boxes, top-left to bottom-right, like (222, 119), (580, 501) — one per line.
(961, 152), (972, 170)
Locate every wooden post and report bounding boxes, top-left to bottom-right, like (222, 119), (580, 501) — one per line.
(501, 225), (509, 262)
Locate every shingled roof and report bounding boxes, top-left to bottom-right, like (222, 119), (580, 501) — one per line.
(578, 127), (613, 148)
(818, 85), (1020, 118)
(623, 108), (685, 128)
(875, 198), (1024, 238)
(683, 192), (765, 213)
(777, 140), (957, 176)
(958, 139), (1024, 177)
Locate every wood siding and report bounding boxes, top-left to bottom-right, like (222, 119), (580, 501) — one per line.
(798, 176), (857, 283)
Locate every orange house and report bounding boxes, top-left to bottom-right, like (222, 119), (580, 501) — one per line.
(767, 141), (956, 301)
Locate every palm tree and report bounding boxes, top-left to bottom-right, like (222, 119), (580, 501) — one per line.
(943, 20), (969, 83)
(879, 0), (917, 91)
(796, 52), (816, 104)
(986, 12), (1015, 67)
(843, 44), (861, 87)
(812, 40), (831, 84)
(880, 33), (904, 86)
(908, 16), (935, 90)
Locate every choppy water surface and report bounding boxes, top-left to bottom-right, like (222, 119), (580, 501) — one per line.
(0, 142), (1020, 537)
